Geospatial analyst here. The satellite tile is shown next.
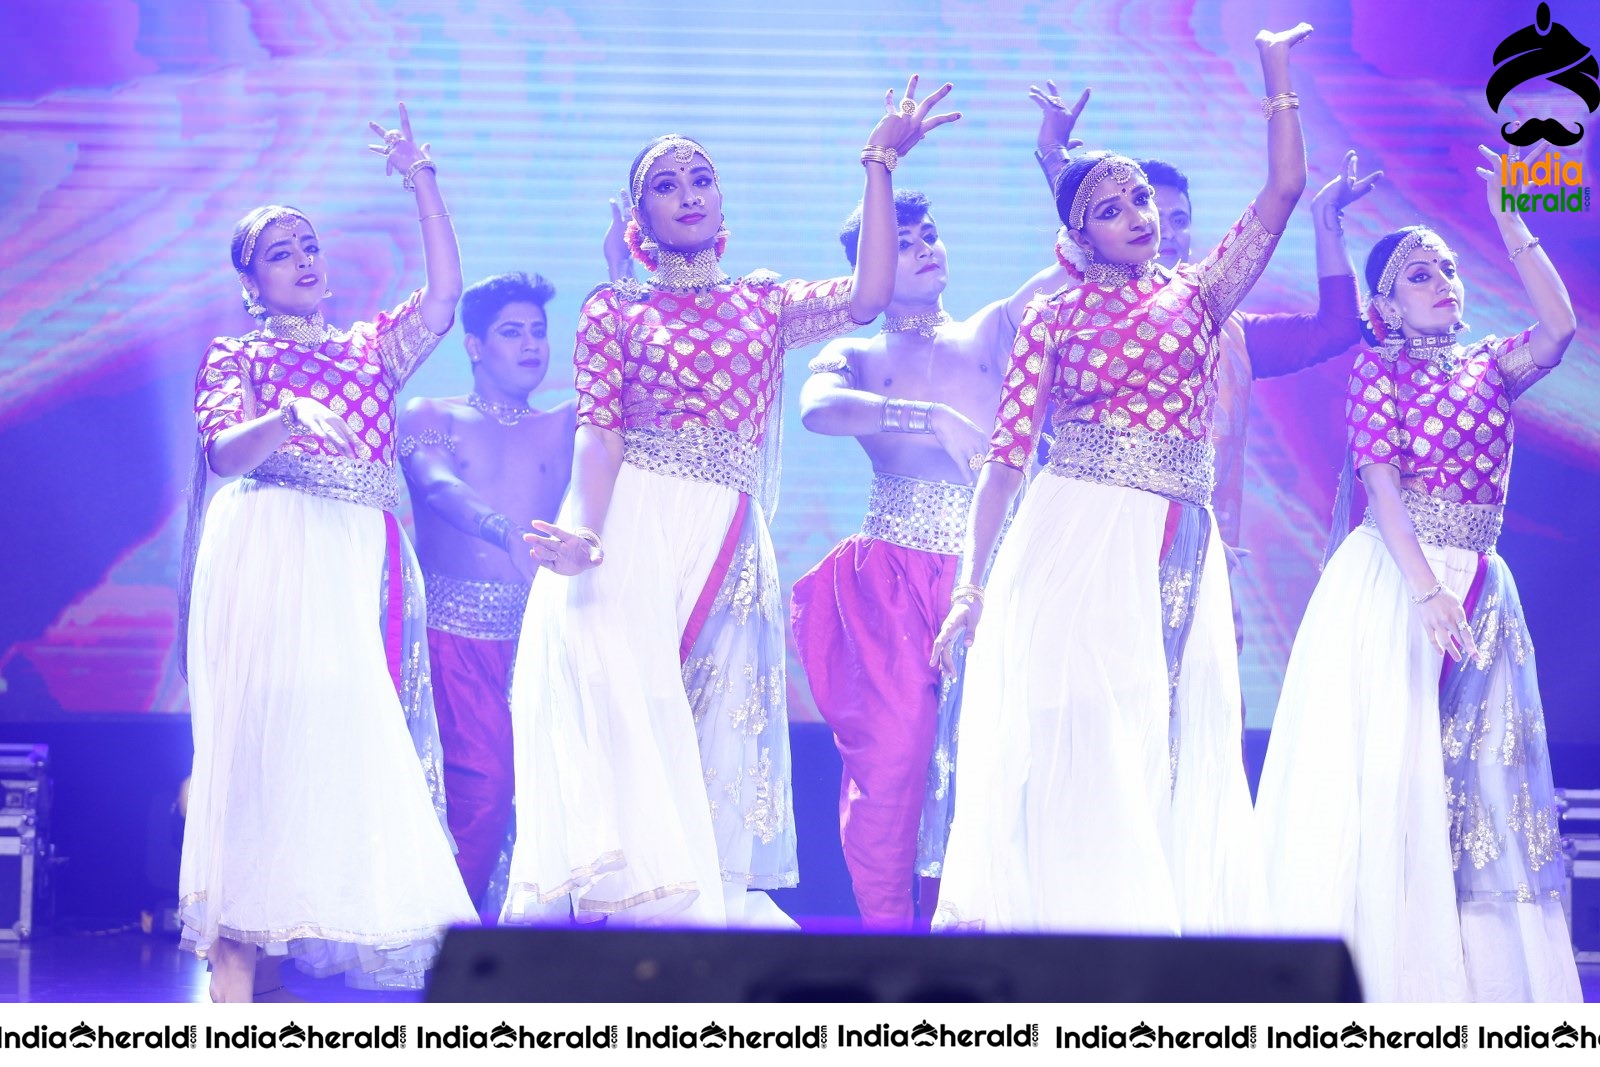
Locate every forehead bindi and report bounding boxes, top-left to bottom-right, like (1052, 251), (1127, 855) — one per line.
(1090, 179), (1147, 214)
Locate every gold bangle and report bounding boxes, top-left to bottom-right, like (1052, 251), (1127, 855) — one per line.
(951, 582), (985, 606)
(1508, 236), (1541, 260)
(574, 526), (605, 565)
(859, 145), (899, 172)
(1259, 92), (1300, 120)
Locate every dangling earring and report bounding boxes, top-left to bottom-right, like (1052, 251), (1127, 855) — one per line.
(639, 233), (659, 255)
(1379, 303), (1401, 332)
(1083, 244), (1096, 263)
(242, 288), (265, 317)
(714, 216), (730, 258)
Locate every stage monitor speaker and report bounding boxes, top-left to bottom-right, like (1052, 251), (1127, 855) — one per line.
(426, 927), (1360, 1002)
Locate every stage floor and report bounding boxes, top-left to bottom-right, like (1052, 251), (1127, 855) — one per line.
(2, 930), (1597, 1004)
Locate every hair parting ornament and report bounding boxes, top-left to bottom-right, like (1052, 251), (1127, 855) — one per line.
(625, 135), (726, 272)
(1068, 154), (1146, 232)
(1365, 226), (1452, 344)
(630, 136), (716, 208)
(238, 208), (312, 271)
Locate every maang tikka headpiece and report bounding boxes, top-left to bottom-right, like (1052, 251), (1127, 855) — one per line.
(1068, 155), (1146, 232)
(630, 136), (717, 208)
(239, 209), (311, 271)
(1373, 227), (1446, 300)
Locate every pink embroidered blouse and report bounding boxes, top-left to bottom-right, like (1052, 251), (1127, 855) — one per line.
(573, 274), (855, 444)
(986, 204), (1281, 473)
(195, 291), (441, 468)
(1346, 329), (1548, 506)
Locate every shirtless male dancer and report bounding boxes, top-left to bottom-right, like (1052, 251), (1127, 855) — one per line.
(400, 271), (575, 915)
(790, 88), (1086, 929)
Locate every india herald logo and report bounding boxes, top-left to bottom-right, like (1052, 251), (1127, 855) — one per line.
(1488, 2), (1599, 146)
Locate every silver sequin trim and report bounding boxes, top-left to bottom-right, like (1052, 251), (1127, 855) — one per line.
(423, 571), (530, 641)
(246, 451), (401, 511)
(1362, 489), (1503, 553)
(622, 424), (759, 496)
(860, 473), (973, 556)
(1045, 422), (1216, 507)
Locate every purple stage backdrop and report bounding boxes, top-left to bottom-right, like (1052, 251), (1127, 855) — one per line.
(1, 0), (1597, 753)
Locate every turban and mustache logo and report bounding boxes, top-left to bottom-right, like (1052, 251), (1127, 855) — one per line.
(1487, 2), (1598, 146)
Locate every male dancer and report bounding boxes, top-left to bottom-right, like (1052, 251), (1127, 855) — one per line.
(399, 271), (574, 914)
(791, 93), (1079, 926)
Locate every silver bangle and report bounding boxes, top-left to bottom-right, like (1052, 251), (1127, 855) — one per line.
(403, 158), (438, 192)
(1409, 581), (1445, 606)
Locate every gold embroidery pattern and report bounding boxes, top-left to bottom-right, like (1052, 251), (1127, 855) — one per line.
(1360, 490), (1503, 552)
(1045, 422), (1216, 506)
(1197, 204), (1280, 323)
(1508, 784), (1561, 873)
(1495, 334), (1551, 402)
(246, 451), (401, 512)
(422, 571), (530, 641)
(775, 278), (857, 351)
(622, 424), (760, 496)
(860, 473), (974, 556)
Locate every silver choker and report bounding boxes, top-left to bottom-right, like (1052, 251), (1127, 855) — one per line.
(1083, 259), (1156, 287)
(1405, 332), (1467, 375)
(469, 392), (533, 426)
(650, 247), (729, 293)
(882, 308), (951, 340)
(261, 310), (331, 347)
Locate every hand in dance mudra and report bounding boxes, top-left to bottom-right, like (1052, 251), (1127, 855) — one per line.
(1254, 21), (1314, 57)
(284, 397), (366, 460)
(931, 595), (981, 680)
(525, 521), (604, 575)
(871, 74), (962, 157)
(1311, 149), (1382, 229)
(366, 101), (433, 181)
(1027, 79), (1090, 153)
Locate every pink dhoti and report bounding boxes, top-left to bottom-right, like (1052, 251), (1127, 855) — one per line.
(791, 473), (971, 928)
(423, 571), (529, 915)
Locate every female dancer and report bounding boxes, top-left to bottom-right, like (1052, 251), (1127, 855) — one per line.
(928, 27), (1310, 933)
(180, 105), (476, 1000)
(502, 78), (958, 928)
(1255, 144), (1579, 1001)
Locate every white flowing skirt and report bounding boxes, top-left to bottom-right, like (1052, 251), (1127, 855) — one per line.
(1256, 524), (1580, 1002)
(502, 463), (792, 928)
(933, 475), (1266, 933)
(180, 480), (476, 987)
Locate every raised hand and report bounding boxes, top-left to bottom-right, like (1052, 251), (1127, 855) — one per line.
(867, 74), (961, 160)
(1310, 149), (1382, 228)
(1477, 142), (1530, 217)
(1028, 81), (1090, 152)
(604, 186), (634, 280)
(366, 101), (432, 181)
(1254, 22), (1314, 57)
